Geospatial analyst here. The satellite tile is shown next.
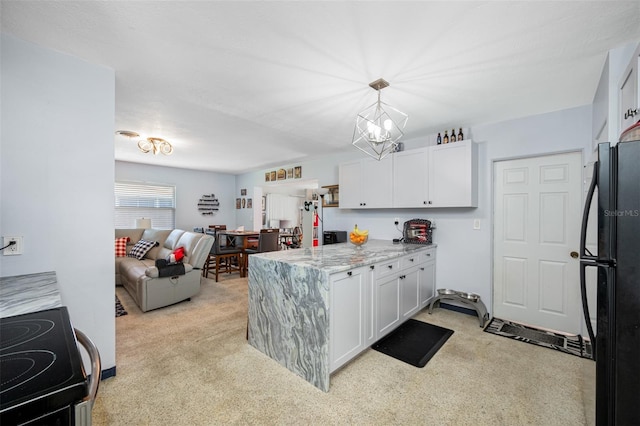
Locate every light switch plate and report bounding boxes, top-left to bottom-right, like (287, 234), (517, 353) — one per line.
(473, 219), (481, 230)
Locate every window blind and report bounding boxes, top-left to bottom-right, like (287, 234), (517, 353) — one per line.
(115, 182), (176, 229)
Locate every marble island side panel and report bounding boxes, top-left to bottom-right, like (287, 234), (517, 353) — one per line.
(248, 256), (330, 391)
(246, 240), (435, 391)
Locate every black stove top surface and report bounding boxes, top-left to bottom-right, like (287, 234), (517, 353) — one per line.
(0, 307), (87, 423)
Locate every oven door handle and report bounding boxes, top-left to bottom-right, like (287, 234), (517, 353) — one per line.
(74, 328), (101, 406)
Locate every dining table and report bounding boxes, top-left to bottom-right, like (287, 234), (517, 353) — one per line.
(218, 230), (260, 277)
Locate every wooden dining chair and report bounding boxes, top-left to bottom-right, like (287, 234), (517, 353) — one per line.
(203, 227), (243, 282)
(243, 229), (280, 275)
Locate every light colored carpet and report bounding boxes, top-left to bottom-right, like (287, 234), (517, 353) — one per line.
(93, 274), (594, 425)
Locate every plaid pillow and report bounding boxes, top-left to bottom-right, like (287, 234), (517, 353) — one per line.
(115, 237), (129, 257)
(127, 239), (158, 260)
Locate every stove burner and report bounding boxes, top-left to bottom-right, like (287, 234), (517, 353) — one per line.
(0, 308), (87, 424)
(0, 319), (55, 351)
(0, 350), (56, 394)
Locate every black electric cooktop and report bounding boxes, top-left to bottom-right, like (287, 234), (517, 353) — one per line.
(0, 307), (88, 424)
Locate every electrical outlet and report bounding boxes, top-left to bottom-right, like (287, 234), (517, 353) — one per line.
(3, 236), (23, 255)
(394, 217), (400, 225)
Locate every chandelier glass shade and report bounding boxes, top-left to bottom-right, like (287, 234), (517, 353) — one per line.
(352, 78), (408, 161)
(138, 137), (173, 155)
(116, 130), (173, 156)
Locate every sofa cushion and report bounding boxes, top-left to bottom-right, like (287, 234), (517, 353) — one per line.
(115, 237), (129, 257)
(128, 239), (159, 260)
(141, 229), (172, 259)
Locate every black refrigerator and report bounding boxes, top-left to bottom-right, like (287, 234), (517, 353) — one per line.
(580, 139), (640, 425)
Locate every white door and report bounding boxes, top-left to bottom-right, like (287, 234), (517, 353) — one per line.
(493, 151), (582, 334)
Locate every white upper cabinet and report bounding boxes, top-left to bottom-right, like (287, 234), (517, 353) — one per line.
(428, 140), (478, 207)
(339, 156), (393, 209)
(393, 148), (429, 207)
(619, 44), (640, 135)
(341, 141), (477, 209)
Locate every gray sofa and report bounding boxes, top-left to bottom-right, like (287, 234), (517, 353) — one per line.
(115, 228), (214, 312)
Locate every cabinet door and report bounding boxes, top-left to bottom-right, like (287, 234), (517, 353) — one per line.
(339, 157), (392, 208)
(428, 140), (477, 207)
(364, 265), (377, 347)
(376, 273), (401, 338)
(619, 48), (639, 134)
(330, 268), (366, 372)
(419, 259), (436, 308)
(400, 266), (420, 320)
(361, 156), (393, 208)
(338, 160), (362, 209)
(393, 148), (429, 207)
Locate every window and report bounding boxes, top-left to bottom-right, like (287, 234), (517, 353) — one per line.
(115, 182), (175, 229)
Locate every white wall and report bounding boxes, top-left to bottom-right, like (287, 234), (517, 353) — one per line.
(115, 161), (237, 231)
(236, 105), (592, 313)
(1, 34), (116, 371)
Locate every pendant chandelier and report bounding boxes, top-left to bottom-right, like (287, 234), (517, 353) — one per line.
(116, 130), (174, 156)
(351, 78), (408, 161)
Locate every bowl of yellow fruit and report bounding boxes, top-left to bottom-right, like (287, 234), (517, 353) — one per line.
(349, 225), (369, 248)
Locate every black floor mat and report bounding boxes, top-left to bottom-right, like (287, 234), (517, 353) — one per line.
(484, 317), (592, 359)
(372, 319), (454, 367)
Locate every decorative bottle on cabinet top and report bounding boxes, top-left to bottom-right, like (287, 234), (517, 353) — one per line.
(443, 130), (449, 144)
(457, 128), (464, 141)
(437, 132), (442, 145)
(451, 128), (457, 142)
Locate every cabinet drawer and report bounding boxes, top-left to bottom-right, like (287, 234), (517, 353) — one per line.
(401, 254), (421, 269)
(376, 259), (400, 279)
(421, 248), (436, 262)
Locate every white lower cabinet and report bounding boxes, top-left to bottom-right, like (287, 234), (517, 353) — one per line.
(400, 254), (421, 320)
(330, 247), (436, 372)
(329, 266), (368, 372)
(418, 249), (437, 308)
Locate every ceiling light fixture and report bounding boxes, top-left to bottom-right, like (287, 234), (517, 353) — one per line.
(116, 130), (174, 156)
(352, 78), (408, 161)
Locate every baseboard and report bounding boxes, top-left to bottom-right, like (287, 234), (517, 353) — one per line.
(101, 366), (116, 380)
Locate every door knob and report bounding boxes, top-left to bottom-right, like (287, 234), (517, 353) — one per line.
(570, 251), (579, 259)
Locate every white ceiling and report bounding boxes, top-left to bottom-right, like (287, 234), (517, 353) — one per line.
(2, 1), (640, 174)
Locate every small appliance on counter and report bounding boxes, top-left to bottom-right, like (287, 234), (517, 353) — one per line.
(403, 219), (434, 244)
(323, 230), (347, 245)
(0, 307), (101, 425)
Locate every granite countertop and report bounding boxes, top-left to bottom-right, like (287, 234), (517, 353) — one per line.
(0, 271), (62, 318)
(251, 239), (436, 274)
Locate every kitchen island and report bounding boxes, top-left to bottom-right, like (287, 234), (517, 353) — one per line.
(247, 239), (436, 391)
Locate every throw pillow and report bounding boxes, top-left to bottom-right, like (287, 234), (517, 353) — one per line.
(127, 239), (158, 260)
(115, 237), (130, 257)
(166, 246), (185, 264)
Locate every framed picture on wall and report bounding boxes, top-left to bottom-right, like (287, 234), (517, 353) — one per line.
(270, 171), (276, 181)
(247, 198), (252, 209)
(242, 198), (246, 208)
(261, 196), (266, 211)
(294, 166), (302, 178)
(265, 172), (270, 182)
(287, 168), (293, 179)
(241, 188), (247, 196)
(236, 198), (241, 209)
(277, 168), (286, 180)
